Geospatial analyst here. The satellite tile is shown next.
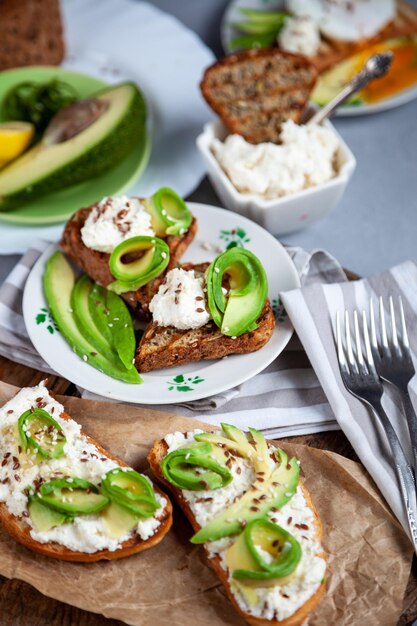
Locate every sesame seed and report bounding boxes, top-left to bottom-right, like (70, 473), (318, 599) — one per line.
(108, 323), (113, 327)
(161, 252), (167, 259)
(83, 355), (88, 362)
(214, 267), (220, 273)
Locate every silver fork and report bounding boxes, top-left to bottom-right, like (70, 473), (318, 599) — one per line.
(336, 310), (417, 551)
(370, 296), (417, 473)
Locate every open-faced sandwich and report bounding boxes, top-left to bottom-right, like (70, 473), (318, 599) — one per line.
(43, 193), (275, 382)
(148, 424), (326, 625)
(136, 247), (275, 372)
(61, 187), (197, 320)
(0, 382), (172, 561)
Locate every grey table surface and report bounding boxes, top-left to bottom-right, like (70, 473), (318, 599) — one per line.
(0, 0), (416, 281)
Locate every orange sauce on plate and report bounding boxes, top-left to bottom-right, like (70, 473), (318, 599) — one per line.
(357, 39), (417, 103)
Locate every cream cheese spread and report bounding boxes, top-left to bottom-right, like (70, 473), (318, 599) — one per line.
(0, 383), (166, 552)
(149, 268), (211, 330)
(287, 0), (395, 43)
(278, 16), (321, 57)
(212, 120), (340, 199)
(164, 429), (326, 621)
(81, 195), (155, 253)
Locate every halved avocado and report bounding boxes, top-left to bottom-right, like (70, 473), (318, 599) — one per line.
(43, 251), (142, 384)
(0, 82), (147, 211)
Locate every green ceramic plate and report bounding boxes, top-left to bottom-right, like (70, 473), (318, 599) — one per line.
(0, 66), (151, 225)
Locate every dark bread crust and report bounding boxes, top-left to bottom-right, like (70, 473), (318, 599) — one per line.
(60, 205), (197, 320)
(148, 438), (326, 626)
(135, 299), (275, 373)
(200, 48), (317, 144)
(0, 410), (172, 562)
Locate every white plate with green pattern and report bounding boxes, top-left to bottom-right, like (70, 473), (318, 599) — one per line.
(23, 203), (300, 404)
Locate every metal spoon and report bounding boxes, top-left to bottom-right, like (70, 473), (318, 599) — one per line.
(306, 51), (394, 125)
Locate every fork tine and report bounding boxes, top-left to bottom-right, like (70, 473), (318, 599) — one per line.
(369, 299), (379, 354)
(344, 310), (357, 372)
(398, 295), (410, 350)
(389, 296), (399, 350)
(379, 296), (390, 356)
(362, 311), (377, 375)
(336, 311), (348, 373)
(354, 310), (367, 375)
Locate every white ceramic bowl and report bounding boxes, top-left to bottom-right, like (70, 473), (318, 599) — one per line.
(196, 119), (356, 235)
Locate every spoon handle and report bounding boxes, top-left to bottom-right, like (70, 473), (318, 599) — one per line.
(306, 51), (393, 126)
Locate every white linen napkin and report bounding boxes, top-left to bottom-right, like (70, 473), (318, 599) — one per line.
(280, 263), (417, 535)
(0, 242), (343, 437)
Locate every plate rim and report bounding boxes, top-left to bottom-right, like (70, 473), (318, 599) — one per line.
(22, 202), (300, 404)
(220, 0), (417, 117)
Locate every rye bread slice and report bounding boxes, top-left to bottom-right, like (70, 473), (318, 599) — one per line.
(148, 438), (327, 626)
(60, 204), (197, 321)
(135, 263), (275, 373)
(200, 48), (318, 144)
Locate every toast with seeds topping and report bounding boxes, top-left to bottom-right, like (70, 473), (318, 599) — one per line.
(0, 385), (172, 561)
(148, 432), (326, 626)
(200, 49), (317, 144)
(61, 203), (197, 321)
(135, 263), (275, 373)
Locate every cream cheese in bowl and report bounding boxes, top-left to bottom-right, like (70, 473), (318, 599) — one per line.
(211, 120), (340, 200)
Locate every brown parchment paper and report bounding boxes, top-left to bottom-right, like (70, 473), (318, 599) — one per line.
(0, 381), (412, 626)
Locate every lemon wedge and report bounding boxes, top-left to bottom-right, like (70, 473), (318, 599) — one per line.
(0, 121), (35, 169)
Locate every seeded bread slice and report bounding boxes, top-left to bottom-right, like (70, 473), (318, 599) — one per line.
(200, 49), (317, 144)
(60, 204), (197, 321)
(0, 404), (172, 562)
(135, 263), (275, 373)
(148, 438), (327, 626)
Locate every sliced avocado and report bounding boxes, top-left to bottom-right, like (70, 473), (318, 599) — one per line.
(105, 291), (136, 370)
(18, 408), (66, 459)
(248, 427), (273, 475)
(71, 274), (116, 362)
(101, 468), (158, 517)
(195, 424), (272, 474)
(108, 236), (170, 294)
(0, 82), (147, 211)
(38, 477), (109, 515)
(206, 248), (268, 337)
(101, 501), (139, 538)
(28, 497), (69, 532)
(143, 187), (192, 236)
(89, 283), (114, 345)
(194, 432), (250, 459)
(191, 456), (299, 544)
(43, 251), (142, 384)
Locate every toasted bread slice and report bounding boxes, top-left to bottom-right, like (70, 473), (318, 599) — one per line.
(0, 390), (172, 562)
(148, 437), (326, 626)
(61, 204), (197, 321)
(310, 0), (417, 72)
(200, 49), (317, 144)
(135, 263), (275, 373)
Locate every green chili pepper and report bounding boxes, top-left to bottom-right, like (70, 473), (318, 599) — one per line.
(232, 519), (302, 580)
(18, 408), (66, 459)
(101, 468), (159, 517)
(161, 442), (232, 491)
(108, 235), (170, 294)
